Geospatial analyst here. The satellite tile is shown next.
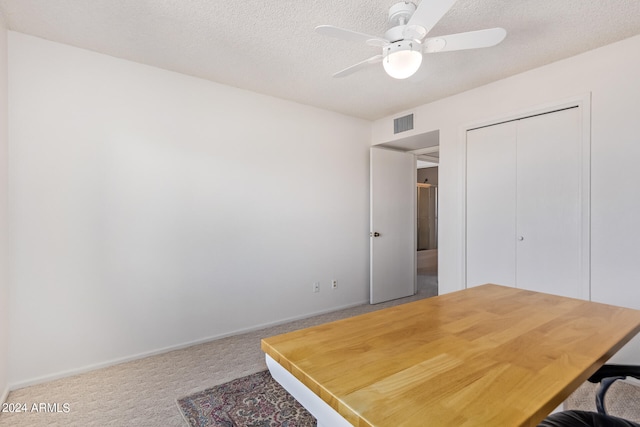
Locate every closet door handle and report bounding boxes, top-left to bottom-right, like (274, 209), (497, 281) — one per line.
(518, 236), (524, 241)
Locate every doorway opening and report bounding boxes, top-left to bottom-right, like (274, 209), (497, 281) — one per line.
(417, 161), (438, 297)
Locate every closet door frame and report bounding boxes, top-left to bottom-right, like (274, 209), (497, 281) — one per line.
(460, 93), (592, 300)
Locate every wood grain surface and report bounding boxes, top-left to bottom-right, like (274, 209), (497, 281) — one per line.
(261, 284), (640, 427)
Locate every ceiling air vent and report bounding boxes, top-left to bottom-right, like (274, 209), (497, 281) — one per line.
(394, 114), (414, 134)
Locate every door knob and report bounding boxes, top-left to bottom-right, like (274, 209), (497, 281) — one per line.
(370, 232), (381, 237)
(518, 236), (524, 241)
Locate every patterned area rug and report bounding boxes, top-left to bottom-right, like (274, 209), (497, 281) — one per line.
(177, 370), (317, 427)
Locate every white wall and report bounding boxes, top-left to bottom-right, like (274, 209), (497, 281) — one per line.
(8, 32), (371, 386)
(0, 13), (9, 403)
(373, 34), (640, 363)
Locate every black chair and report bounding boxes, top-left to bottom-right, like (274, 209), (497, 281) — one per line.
(539, 365), (640, 427)
(539, 411), (640, 427)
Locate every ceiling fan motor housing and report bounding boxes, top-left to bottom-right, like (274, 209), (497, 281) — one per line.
(385, 25), (407, 43)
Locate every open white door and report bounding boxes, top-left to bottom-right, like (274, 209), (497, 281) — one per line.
(370, 147), (416, 304)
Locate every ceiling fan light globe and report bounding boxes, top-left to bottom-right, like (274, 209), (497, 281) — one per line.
(383, 42), (423, 79)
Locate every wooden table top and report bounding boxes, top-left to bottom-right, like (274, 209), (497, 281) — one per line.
(261, 284), (640, 427)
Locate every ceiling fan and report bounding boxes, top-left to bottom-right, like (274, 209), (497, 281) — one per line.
(316, 0), (506, 79)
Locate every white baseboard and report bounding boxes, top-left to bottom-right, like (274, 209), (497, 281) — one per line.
(9, 299), (369, 390)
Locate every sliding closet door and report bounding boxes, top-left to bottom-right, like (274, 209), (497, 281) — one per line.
(466, 106), (587, 299)
(516, 107), (582, 297)
(466, 121), (517, 288)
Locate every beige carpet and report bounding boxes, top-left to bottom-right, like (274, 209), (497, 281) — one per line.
(565, 379), (640, 423)
(0, 275), (436, 427)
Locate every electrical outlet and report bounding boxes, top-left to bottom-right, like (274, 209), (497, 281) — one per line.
(331, 279), (338, 289)
(313, 282), (320, 293)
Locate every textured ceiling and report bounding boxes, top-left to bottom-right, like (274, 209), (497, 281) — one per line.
(0, 0), (639, 120)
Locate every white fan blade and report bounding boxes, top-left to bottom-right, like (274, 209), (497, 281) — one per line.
(407, 0), (458, 35)
(315, 25), (388, 47)
(424, 28), (506, 53)
(333, 55), (383, 78)
(403, 25), (428, 41)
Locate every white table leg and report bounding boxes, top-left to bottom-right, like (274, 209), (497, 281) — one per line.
(265, 354), (353, 427)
